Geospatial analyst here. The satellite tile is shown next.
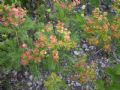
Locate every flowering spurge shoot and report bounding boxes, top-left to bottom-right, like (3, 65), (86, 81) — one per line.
(112, 0), (120, 13)
(74, 55), (97, 83)
(20, 21), (77, 65)
(83, 8), (118, 52)
(54, 0), (81, 10)
(0, 4), (26, 27)
(44, 73), (69, 90)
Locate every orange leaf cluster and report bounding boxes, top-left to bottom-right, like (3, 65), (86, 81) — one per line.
(54, 0), (81, 10)
(20, 21), (77, 65)
(73, 55), (97, 83)
(83, 8), (120, 52)
(2, 5), (26, 27)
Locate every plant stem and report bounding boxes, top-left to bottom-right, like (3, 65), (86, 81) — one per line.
(15, 30), (19, 46)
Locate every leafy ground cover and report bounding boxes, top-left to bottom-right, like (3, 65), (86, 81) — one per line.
(0, 0), (120, 90)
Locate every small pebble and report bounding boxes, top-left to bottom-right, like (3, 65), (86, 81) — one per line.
(75, 82), (81, 86)
(82, 44), (88, 49)
(29, 75), (33, 81)
(73, 51), (80, 55)
(27, 82), (32, 86)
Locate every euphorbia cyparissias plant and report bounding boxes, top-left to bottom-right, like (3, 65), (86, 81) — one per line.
(83, 7), (120, 53)
(20, 21), (77, 65)
(1, 4), (26, 27)
(54, 0), (81, 10)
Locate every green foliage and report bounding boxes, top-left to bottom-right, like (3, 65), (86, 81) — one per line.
(1, 1), (120, 90)
(96, 80), (105, 90)
(90, 0), (99, 7)
(3, 0), (27, 5)
(29, 62), (41, 80)
(0, 6), (37, 73)
(44, 72), (69, 90)
(0, 40), (22, 71)
(96, 64), (120, 90)
(36, 4), (46, 22)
